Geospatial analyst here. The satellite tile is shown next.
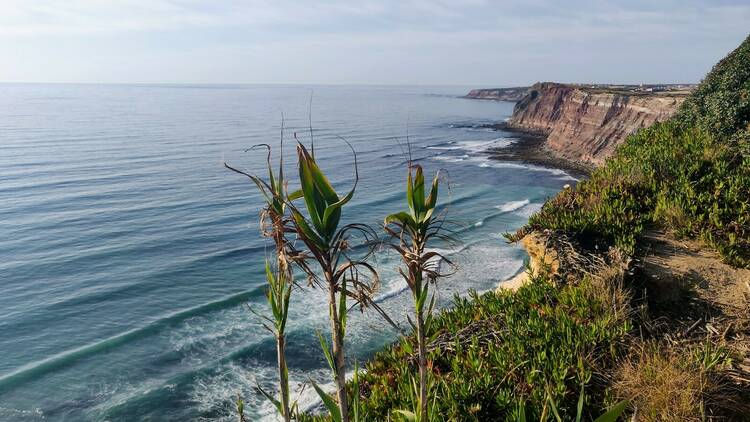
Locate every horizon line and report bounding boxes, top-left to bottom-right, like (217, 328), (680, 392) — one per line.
(0, 80), (701, 88)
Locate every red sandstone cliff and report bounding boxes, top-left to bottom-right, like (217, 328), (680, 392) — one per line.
(509, 83), (690, 165)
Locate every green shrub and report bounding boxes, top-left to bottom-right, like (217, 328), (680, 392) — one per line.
(520, 122), (750, 266)
(676, 34), (750, 139)
(297, 274), (631, 421)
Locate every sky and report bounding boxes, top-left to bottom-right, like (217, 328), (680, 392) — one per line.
(1, 0), (749, 85)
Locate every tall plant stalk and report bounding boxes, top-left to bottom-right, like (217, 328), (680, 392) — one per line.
(288, 142), (386, 422)
(225, 139), (300, 422)
(385, 164), (453, 422)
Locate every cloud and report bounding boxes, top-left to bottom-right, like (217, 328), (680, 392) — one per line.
(1, 0), (748, 84)
(2, 0), (743, 37)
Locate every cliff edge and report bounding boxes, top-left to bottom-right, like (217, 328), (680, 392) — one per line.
(464, 87), (529, 102)
(508, 82), (692, 165)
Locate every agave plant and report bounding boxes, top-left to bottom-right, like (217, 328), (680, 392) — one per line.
(225, 141), (300, 422)
(287, 141), (390, 422)
(384, 164), (454, 422)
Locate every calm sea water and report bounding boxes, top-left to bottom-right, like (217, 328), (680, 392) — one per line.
(0, 84), (573, 421)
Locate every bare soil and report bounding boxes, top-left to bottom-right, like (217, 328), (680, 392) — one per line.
(637, 230), (750, 383)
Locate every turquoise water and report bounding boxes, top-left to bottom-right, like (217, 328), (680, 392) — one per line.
(0, 84), (573, 421)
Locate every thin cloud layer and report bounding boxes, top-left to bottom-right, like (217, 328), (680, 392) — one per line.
(2, 0), (749, 84)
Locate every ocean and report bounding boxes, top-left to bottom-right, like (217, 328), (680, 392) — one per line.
(0, 84), (573, 421)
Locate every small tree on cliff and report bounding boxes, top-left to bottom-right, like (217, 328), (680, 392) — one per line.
(288, 141), (392, 422)
(225, 138), (300, 422)
(385, 164), (454, 422)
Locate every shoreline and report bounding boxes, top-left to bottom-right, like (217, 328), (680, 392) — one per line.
(483, 122), (594, 179)
(497, 268), (528, 292)
(487, 123), (590, 291)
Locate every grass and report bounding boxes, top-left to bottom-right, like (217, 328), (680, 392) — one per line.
(297, 259), (745, 421)
(612, 341), (745, 421)
(300, 267), (633, 421)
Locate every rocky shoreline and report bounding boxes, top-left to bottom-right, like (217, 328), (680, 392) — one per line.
(479, 122), (594, 179)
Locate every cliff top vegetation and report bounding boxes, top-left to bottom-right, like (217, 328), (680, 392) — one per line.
(346, 33), (750, 421)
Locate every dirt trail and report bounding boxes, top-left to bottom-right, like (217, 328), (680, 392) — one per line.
(638, 230), (750, 379)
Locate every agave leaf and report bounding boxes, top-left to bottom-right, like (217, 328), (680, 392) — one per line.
(265, 262), (281, 320)
(297, 150), (326, 230)
(338, 277), (347, 337)
(268, 290), (279, 322)
(272, 177), (283, 200)
(245, 303), (274, 327)
(298, 143), (338, 202)
(270, 199), (285, 217)
(406, 314), (416, 331)
(420, 251), (446, 263)
(310, 380), (342, 422)
(412, 165), (425, 218)
(282, 276), (291, 305)
(240, 172), (274, 206)
(321, 205), (342, 237)
(279, 282), (291, 333)
(288, 189), (304, 201)
(416, 285), (429, 311)
(256, 384), (283, 415)
(224, 148), (279, 208)
(297, 142), (357, 239)
(246, 143), (274, 183)
(385, 211), (415, 227)
(317, 331), (335, 374)
(593, 400), (629, 422)
(291, 210), (326, 249)
(321, 187), (356, 234)
(425, 173), (439, 210)
(305, 153), (338, 203)
(267, 167), (276, 199)
(424, 294), (436, 332)
(420, 207), (435, 225)
(406, 169), (416, 217)
(393, 409), (417, 422)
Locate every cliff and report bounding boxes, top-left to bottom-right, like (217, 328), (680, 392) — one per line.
(504, 35), (750, 419)
(464, 87), (529, 102)
(289, 35), (750, 422)
(508, 82), (691, 165)
(498, 232), (560, 291)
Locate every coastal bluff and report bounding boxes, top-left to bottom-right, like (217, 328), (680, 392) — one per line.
(508, 82), (693, 165)
(463, 87), (529, 102)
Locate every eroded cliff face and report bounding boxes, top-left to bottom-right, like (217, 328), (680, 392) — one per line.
(509, 83), (688, 165)
(498, 232), (559, 291)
